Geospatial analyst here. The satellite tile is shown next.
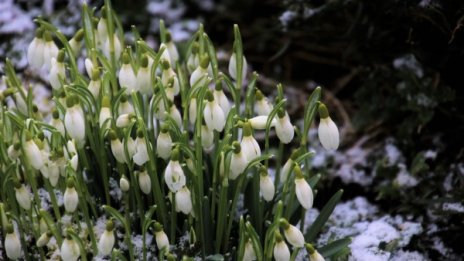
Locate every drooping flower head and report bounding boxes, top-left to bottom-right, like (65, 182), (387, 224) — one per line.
(317, 103), (339, 150)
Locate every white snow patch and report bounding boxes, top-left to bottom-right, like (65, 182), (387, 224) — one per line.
(442, 202), (464, 213)
(394, 164), (418, 188)
(279, 11), (297, 29)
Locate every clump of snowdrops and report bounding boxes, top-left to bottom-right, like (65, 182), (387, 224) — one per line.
(0, 1), (348, 260)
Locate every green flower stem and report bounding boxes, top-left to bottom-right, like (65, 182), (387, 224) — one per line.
(170, 192), (177, 243)
(43, 180), (62, 231)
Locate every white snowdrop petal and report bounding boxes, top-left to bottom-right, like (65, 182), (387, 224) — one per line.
(243, 240), (256, 261)
(295, 178), (314, 210)
(155, 231), (170, 251)
(64, 187), (79, 213)
(61, 238), (80, 261)
(175, 187), (192, 215)
(276, 114), (294, 144)
(318, 117), (339, 150)
(273, 241), (290, 261)
(138, 171), (152, 195)
(156, 132), (172, 160)
(98, 230), (115, 256)
(249, 116), (276, 130)
(284, 225), (305, 247)
(260, 175), (275, 201)
(164, 161), (186, 192)
(229, 152), (247, 180)
(5, 233), (21, 260)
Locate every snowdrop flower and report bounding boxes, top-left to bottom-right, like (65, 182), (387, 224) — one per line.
(154, 222), (170, 251)
(317, 103), (339, 150)
(240, 122), (261, 161)
(157, 124), (172, 160)
(243, 239), (256, 261)
(5, 224), (21, 260)
(64, 178), (79, 213)
(280, 149), (300, 182)
(124, 137), (136, 163)
(36, 231), (52, 247)
(68, 29), (84, 56)
(249, 116), (276, 130)
(48, 152), (62, 187)
(280, 218), (305, 248)
(213, 84), (231, 116)
(70, 154), (79, 171)
(229, 141), (248, 180)
(175, 186), (193, 215)
(190, 55), (209, 87)
(64, 96), (86, 146)
(169, 102), (183, 129)
(27, 28), (45, 70)
(161, 59), (180, 96)
(164, 148), (186, 193)
(12, 91), (28, 115)
(24, 132), (44, 170)
(188, 95), (197, 125)
(98, 219), (115, 256)
(254, 90), (273, 116)
(88, 68), (101, 98)
(120, 175), (130, 192)
(14, 182), (31, 210)
(294, 165), (313, 210)
(85, 58), (94, 78)
(97, 9), (108, 46)
(61, 232), (80, 261)
(259, 168), (275, 201)
(50, 109), (65, 136)
(103, 34), (122, 61)
(116, 113), (134, 128)
(138, 168), (151, 195)
(99, 96), (112, 128)
(273, 232), (290, 261)
(136, 55), (153, 95)
(275, 110), (294, 144)
(118, 94), (134, 115)
(49, 50), (66, 90)
(204, 90), (225, 132)
(306, 244), (325, 261)
(133, 130), (149, 166)
(187, 42), (200, 73)
(7, 143), (21, 161)
(119, 52), (137, 93)
(159, 43), (172, 68)
(201, 123), (214, 149)
(165, 32), (179, 66)
(228, 51), (248, 81)
(43, 31), (59, 70)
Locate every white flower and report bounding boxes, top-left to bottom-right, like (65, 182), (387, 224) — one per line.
(294, 165), (314, 210)
(103, 34), (122, 61)
(175, 186), (192, 215)
(138, 170), (151, 195)
(309, 251), (325, 261)
(214, 88), (231, 116)
(189, 97), (197, 125)
(14, 184), (31, 210)
(156, 128), (172, 160)
(201, 124), (214, 149)
(64, 179), (79, 213)
(88, 69), (101, 98)
(98, 220), (115, 256)
(190, 55), (210, 87)
(99, 97), (112, 128)
(240, 122), (261, 161)
(318, 104), (339, 150)
(159, 43), (172, 67)
(154, 223), (169, 251)
(116, 113), (133, 128)
(187, 49), (199, 73)
(260, 171), (275, 201)
(36, 231), (52, 247)
(64, 97), (86, 145)
(85, 58), (94, 78)
(161, 66), (180, 96)
(249, 116), (276, 130)
(7, 144), (20, 161)
(281, 219), (305, 248)
(27, 29), (45, 70)
(97, 17), (108, 46)
(119, 54), (137, 93)
(5, 227), (21, 260)
(124, 137), (136, 163)
(68, 29), (84, 56)
(275, 112), (294, 144)
(165, 34), (179, 66)
(164, 150), (186, 193)
(120, 176), (130, 192)
(43, 31), (59, 70)
(228, 53), (248, 81)
(133, 134), (149, 166)
(49, 55), (66, 90)
(229, 142), (248, 180)
(118, 95), (134, 115)
(280, 149), (299, 182)
(61, 236), (80, 261)
(273, 239), (290, 261)
(24, 138), (43, 170)
(50, 111), (65, 136)
(136, 56), (152, 95)
(169, 103), (183, 129)
(254, 90), (273, 116)
(204, 91), (225, 132)
(243, 239), (256, 261)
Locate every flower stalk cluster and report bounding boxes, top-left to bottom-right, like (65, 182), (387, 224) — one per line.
(0, 1), (345, 260)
